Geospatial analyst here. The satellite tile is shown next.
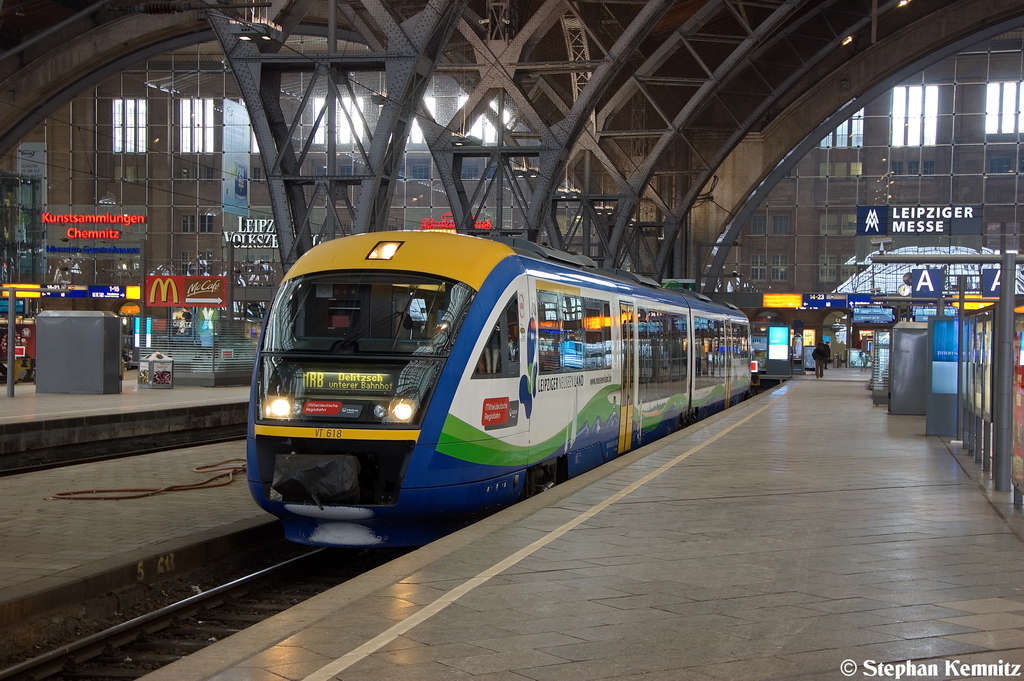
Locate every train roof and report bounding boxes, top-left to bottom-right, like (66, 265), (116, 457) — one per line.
(286, 231), (743, 318)
(285, 231), (517, 290)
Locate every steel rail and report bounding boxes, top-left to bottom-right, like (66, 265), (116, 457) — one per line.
(0, 548), (324, 681)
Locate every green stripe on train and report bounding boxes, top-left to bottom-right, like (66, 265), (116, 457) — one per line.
(436, 385), (620, 466)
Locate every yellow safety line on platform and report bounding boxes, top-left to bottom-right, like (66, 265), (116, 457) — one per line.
(302, 381), (803, 681)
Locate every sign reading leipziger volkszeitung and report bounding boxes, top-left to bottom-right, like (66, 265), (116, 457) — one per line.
(857, 205), (983, 236)
(224, 216), (278, 249)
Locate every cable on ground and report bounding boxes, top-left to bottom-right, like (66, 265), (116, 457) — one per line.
(51, 459), (247, 500)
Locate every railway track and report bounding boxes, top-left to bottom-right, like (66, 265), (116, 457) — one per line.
(0, 547), (406, 681)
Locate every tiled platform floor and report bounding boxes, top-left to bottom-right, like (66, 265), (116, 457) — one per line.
(0, 439), (267, 598)
(141, 369), (1024, 681)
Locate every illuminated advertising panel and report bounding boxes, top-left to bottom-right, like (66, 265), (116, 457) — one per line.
(145, 276), (227, 307)
(767, 326), (789, 361)
(931, 319), (958, 394)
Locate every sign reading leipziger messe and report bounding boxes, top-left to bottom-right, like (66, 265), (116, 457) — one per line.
(856, 205), (983, 236)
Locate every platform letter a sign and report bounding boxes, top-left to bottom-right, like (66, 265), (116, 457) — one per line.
(911, 268), (944, 299)
(982, 268), (1001, 296)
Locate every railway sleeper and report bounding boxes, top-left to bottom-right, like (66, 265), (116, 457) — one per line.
(202, 612), (271, 624)
(132, 640), (208, 653)
(60, 668), (149, 679)
(167, 625), (241, 638)
(95, 653), (183, 665)
(222, 599), (290, 613)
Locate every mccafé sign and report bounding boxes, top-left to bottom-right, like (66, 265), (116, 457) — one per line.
(145, 276), (227, 308)
(43, 212), (147, 240)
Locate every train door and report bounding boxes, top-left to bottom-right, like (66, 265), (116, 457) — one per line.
(723, 319), (732, 408)
(618, 302), (637, 453)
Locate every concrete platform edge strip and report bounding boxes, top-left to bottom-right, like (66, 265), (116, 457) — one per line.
(0, 517), (282, 631)
(0, 402), (249, 464)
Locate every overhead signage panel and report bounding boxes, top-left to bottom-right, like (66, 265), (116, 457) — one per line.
(762, 293), (803, 308)
(802, 293), (848, 308)
(857, 205), (982, 236)
(90, 285), (126, 299)
(41, 284), (88, 298)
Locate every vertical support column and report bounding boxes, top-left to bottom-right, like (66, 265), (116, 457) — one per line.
(992, 248), (1017, 492)
(974, 412), (982, 464)
(983, 418), (992, 472)
(956, 275), (965, 443)
(966, 406), (974, 456)
(5, 287), (15, 397)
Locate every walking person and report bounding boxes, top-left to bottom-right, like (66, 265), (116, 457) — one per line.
(812, 340), (829, 378)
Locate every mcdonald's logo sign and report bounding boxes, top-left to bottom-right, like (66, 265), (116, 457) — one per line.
(145, 276), (227, 307)
(146, 276), (182, 306)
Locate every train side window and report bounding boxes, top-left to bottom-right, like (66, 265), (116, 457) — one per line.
(538, 290), (562, 373)
(693, 315), (710, 387)
(473, 295), (519, 378)
(637, 308), (650, 388)
(562, 294), (584, 370)
(506, 299), (520, 372)
(583, 298), (611, 370)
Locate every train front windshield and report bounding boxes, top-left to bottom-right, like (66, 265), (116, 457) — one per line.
(258, 271), (475, 427)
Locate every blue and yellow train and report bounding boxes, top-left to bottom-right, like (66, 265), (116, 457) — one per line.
(249, 231), (751, 546)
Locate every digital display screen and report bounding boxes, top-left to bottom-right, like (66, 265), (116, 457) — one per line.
(802, 293), (847, 308)
(932, 319), (958, 362)
(852, 306), (894, 324)
(41, 285), (88, 298)
(90, 285), (125, 298)
(767, 326), (789, 361)
(762, 293), (803, 308)
(301, 369), (397, 393)
(932, 319), (958, 395)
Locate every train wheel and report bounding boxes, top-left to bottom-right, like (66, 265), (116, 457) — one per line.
(523, 460), (557, 498)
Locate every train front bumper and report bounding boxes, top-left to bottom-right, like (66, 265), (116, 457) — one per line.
(249, 470), (523, 547)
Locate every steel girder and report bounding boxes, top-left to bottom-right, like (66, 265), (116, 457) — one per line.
(4, 0), (1019, 282)
(594, 0), (901, 278)
(213, 0), (468, 270)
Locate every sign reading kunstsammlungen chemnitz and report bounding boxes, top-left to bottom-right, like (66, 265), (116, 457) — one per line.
(857, 205), (983, 236)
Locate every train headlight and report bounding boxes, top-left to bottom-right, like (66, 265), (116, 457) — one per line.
(373, 404), (387, 419)
(366, 241), (403, 260)
(390, 399), (415, 422)
(266, 398), (292, 418)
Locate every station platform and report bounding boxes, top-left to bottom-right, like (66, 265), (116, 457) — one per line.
(0, 371), (250, 424)
(0, 372), (250, 470)
(104, 367), (1021, 681)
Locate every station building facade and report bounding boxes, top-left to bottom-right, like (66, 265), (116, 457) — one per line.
(1, 25), (1024, 320)
(731, 26), (1024, 296)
